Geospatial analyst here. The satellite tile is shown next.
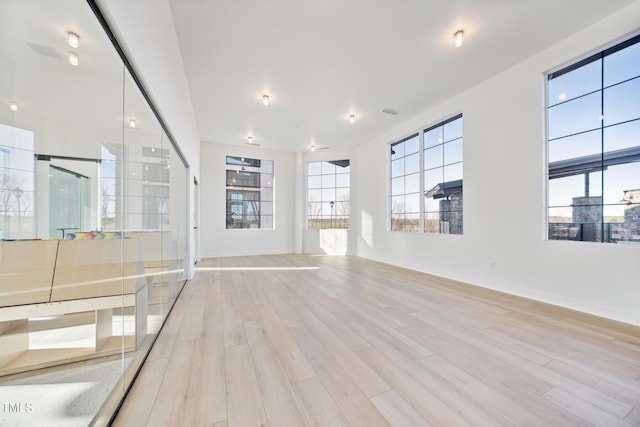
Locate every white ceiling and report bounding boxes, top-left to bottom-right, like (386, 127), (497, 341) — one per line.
(167, 0), (637, 153)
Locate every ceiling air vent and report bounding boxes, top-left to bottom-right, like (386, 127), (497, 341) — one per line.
(382, 108), (399, 116)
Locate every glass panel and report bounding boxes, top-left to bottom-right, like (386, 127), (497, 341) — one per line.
(444, 118), (463, 142)
(548, 91), (602, 140)
(404, 135), (419, 154)
(336, 187), (350, 202)
(405, 172), (420, 194)
(390, 142), (404, 159)
(604, 120), (640, 152)
(308, 161), (322, 175)
(322, 161), (336, 174)
(603, 78), (640, 127)
(604, 42), (640, 87)
(308, 175), (321, 189)
(548, 60), (601, 105)
(424, 168), (443, 193)
(321, 188), (335, 201)
(391, 177), (404, 196)
(424, 145), (443, 170)
(604, 162), (640, 205)
(391, 158), (404, 178)
(405, 193), (420, 213)
(444, 138), (463, 165)
(548, 174), (587, 207)
(322, 173), (336, 188)
(548, 129), (601, 163)
(336, 173), (350, 187)
(405, 153), (420, 174)
(444, 163), (463, 182)
(308, 189), (322, 202)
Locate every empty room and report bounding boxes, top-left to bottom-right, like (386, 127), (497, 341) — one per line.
(0, 0), (639, 426)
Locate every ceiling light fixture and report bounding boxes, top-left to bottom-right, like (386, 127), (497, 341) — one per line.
(129, 119), (136, 128)
(310, 144), (316, 152)
(68, 32), (80, 49)
(349, 114), (355, 124)
(9, 102), (18, 112)
(262, 95), (270, 106)
(69, 52), (79, 66)
(248, 136), (254, 144)
(454, 30), (464, 48)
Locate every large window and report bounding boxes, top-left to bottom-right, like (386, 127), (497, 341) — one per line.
(389, 114), (464, 234)
(226, 155), (274, 229)
(307, 160), (350, 229)
(547, 35), (640, 243)
(390, 134), (420, 231)
(424, 115), (463, 234)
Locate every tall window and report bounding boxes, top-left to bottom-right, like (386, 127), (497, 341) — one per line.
(390, 134), (420, 231)
(307, 160), (350, 229)
(226, 156), (274, 229)
(424, 115), (463, 234)
(547, 35), (640, 243)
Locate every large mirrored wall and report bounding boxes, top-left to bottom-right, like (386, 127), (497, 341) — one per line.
(0, 1), (188, 425)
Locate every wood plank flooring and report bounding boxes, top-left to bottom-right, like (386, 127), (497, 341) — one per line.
(112, 254), (640, 427)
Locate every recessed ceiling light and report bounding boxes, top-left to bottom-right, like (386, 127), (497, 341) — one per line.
(349, 114), (355, 124)
(68, 32), (80, 49)
(558, 93), (567, 101)
(9, 102), (18, 112)
(129, 119), (136, 128)
(263, 95), (269, 106)
(454, 30), (464, 48)
(310, 144), (316, 152)
(68, 52), (79, 66)
(248, 136), (254, 144)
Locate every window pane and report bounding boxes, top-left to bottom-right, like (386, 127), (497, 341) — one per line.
(604, 162), (640, 205)
(424, 127), (442, 149)
(308, 189), (321, 202)
(605, 120), (640, 152)
(603, 78), (640, 127)
(404, 135), (419, 154)
(424, 168), (443, 193)
(322, 188), (334, 201)
(548, 174), (586, 207)
(391, 195), (404, 213)
(322, 161), (336, 174)
(322, 173), (335, 188)
(390, 142), (404, 159)
(391, 158), (404, 178)
(424, 145), (443, 170)
(336, 173), (350, 187)
(308, 175), (321, 189)
(405, 193), (420, 213)
(336, 187), (350, 202)
(405, 153), (419, 174)
(405, 172), (419, 194)
(548, 129), (601, 163)
(444, 118), (463, 142)
(444, 163), (463, 182)
(548, 60), (601, 105)
(391, 177), (404, 196)
(444, 138), (463, 165)
(548, 91), (602, 140)
(308, 161), (322, 175)
(604, 42), (640, 87)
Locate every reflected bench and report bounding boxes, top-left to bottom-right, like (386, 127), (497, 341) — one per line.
(0, 239), (147, 375)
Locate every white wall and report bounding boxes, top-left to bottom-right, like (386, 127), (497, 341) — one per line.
(357, 3), (640, 326)
(200, 142), (296, 257)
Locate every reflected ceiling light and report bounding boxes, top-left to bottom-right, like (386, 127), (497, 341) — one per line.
(68, 52), (79, 66)
(349, 114), (355, 124)
(9, 102), (18, 112)
(558, 92), (567, 101)
(454, 30), (464, 48)
(247, 136), (253, 144)
(262, 94), (269, 106)
(129, 119), (136, 128)
(68, 32), (80, 49)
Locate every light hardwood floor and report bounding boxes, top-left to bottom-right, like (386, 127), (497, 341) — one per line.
(112, 254), (640, 427)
